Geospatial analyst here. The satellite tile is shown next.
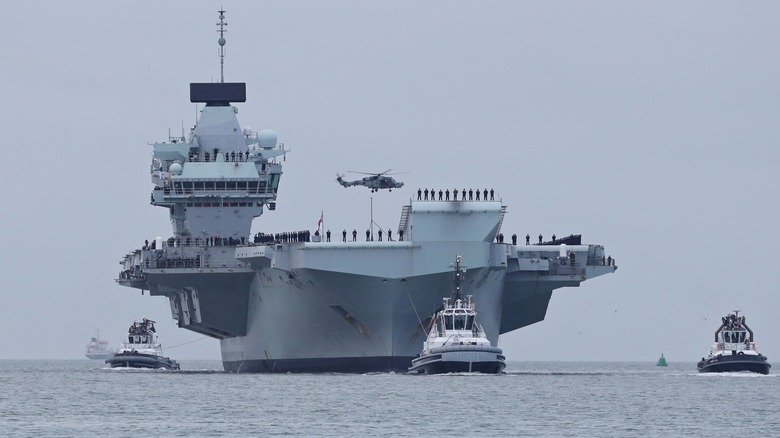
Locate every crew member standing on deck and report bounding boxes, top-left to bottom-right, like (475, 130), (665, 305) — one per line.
(353, 229), (357, 242)
(342, 229), (347, 242)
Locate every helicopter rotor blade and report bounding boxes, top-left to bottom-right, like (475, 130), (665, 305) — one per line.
(348, 169), (395, 176)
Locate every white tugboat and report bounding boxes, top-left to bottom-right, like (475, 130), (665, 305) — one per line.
(106, 319), (180, 370)
(408, 256), (506, 374)
(697, 311), (770, 375)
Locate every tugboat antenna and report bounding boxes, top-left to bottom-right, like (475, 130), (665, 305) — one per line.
(452, 255), (466, 301)
(217, 9), (228, 83)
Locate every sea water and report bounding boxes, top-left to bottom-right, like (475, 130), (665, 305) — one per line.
(0, 360), (777, 437)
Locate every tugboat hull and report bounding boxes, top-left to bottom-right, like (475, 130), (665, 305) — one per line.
(697, 354), (770, 375)
(106, 352), (180, 370)
(408, 345), (505, 375)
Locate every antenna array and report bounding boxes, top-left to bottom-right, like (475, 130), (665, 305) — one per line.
(217, 10), (227, 83)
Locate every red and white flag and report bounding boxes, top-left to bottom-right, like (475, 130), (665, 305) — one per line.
(317, 211), (323, 230)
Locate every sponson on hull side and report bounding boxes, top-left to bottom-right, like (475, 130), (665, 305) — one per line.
(116, 11), (617, 373)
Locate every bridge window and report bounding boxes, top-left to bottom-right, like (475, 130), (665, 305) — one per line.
(723, 331), (747, 343)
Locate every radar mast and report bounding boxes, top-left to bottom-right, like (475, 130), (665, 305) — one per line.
(217, 9), (227, 83)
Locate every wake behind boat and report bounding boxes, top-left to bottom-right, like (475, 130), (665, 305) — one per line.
(408, 256), (506, 374)
(106, 319), (180, 370)
(697, 311), (770, 375)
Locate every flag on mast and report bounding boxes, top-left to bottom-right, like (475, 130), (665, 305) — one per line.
(317, 211), (323, 232)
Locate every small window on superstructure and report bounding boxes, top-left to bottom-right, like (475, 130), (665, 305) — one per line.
(445, 315), (454, 330)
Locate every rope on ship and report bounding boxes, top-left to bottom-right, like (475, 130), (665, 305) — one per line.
(164, 336), (209, 350)
(402, 279), (427, 334)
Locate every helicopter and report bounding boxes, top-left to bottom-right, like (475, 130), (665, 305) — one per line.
(336, 170), (406, 192)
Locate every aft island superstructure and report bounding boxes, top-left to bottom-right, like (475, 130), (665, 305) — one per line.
(116, 11), (617, 373)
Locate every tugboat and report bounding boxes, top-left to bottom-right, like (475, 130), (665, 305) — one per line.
(106, 319), (180, 370)
(697, 311), (770, 375)
(85, 331), (116, 360)
(656, 354), (668, 367)
(408, 256), (506, 374)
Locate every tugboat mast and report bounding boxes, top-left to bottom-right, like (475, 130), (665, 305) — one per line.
(452, 255), (466, 301)
(217, 9), (227, 83)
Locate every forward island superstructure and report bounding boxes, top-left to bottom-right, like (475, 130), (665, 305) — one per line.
(116, 11), (617, 373)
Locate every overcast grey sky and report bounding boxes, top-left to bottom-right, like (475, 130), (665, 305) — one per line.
(1, 1), (778, 363)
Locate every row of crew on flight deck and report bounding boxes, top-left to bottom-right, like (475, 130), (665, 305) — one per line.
(496, 233), (616, 267)
(318, 228), (404, 242)
(254, 230), (311, 243)
(187, 148), (250, 163)
(417, 188), (495, 201)
(502, 233), (561, 245)
(141, 235), (248, 250)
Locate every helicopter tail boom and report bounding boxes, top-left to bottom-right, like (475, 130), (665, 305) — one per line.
(336, 175), (360, 187)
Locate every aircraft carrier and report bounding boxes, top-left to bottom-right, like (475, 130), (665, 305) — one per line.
(116, 11), (617, 373)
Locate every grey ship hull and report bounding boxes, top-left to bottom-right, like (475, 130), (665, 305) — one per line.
(220, 256), (505, 373)
(120, 201), (616, 373)
(85, 353), (113, 360)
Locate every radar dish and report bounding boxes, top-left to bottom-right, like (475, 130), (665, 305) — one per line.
(258, 129), (278, 148)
